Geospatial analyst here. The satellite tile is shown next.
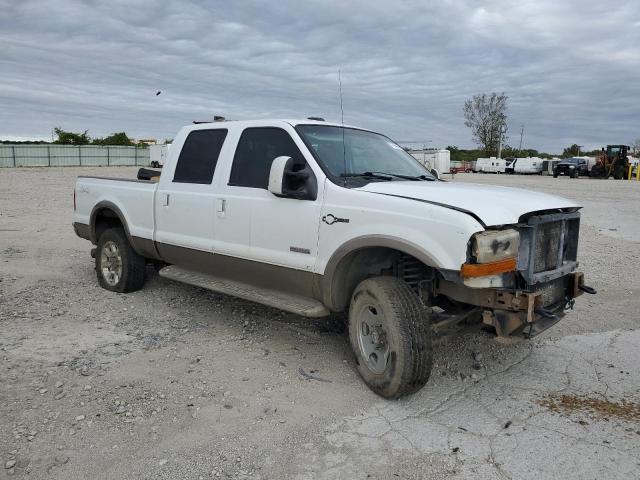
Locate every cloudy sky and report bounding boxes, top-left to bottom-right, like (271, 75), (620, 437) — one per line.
(1, 0), (638, 152)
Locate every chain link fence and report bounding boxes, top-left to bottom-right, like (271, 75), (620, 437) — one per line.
(0, 145), (150, 168)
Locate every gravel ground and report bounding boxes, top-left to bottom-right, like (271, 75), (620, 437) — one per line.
(0, 167), (639, 479)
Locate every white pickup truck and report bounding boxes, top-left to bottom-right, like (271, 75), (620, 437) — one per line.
(73, 118), (595, 398)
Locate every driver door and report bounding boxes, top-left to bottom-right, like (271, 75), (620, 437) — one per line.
(213, 126), (323, 275)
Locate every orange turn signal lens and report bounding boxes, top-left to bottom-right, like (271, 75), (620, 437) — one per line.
(460, 258), (517, 278)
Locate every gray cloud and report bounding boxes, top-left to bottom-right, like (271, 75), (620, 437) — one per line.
(0, 0), (638, 151)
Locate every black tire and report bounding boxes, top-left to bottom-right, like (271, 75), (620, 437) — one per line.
(553, 173), (558, 178)
(590, 165), (605, 178)
(613, 166), (625, 180)
(348, 276), (433, 399)
(96, 227), (146, 293)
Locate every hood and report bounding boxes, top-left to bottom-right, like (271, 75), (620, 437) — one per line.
(356, 181), (580, 226)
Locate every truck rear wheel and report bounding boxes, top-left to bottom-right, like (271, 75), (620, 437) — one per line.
(348, 276), (433, 398)
(96, 227), (146, 293)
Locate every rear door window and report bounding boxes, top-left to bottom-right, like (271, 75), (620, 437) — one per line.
(173, 129), (228, 184)
(229, 127), (305, 189)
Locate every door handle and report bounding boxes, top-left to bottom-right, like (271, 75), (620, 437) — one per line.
(216, 198), (226, 217)
(164, 194), (170, 206)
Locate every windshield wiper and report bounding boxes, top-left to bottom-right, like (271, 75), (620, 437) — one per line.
(340, 171), (436, 182)
(340, 172), (394, 181)
(366, 171), (436, 181)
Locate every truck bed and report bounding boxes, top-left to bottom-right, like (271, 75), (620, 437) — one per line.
(74, 175), (158, 242)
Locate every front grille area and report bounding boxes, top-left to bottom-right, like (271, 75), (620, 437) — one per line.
(534, 277), (566, 306)
(533, 221), (563, 273)
(518, 211), (580, 285)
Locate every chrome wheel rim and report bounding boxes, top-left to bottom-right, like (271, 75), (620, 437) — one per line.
(100, 241), (122, 286)
(356, 303), (391, 374)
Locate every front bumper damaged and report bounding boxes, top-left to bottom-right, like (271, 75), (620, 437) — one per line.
(436, 271), (595, 338)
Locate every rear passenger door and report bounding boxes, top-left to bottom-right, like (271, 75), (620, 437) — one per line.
(154, 128), (227, 256)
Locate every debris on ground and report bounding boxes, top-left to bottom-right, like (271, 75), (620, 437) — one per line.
(538, 394), (640, 421)
(298, 367), (332, 383)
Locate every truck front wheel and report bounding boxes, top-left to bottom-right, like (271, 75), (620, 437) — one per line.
(96, 227), (146, 293)
(348, 276), (433, 398)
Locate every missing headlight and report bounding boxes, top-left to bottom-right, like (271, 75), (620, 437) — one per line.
(472, 229), (520, 263)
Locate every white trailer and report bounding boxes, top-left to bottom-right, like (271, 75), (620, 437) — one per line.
(150, 144), (171, 168)
(513, 157), (544, 174)
(476, 157), (506, 173)
(409, 149), (451, 175)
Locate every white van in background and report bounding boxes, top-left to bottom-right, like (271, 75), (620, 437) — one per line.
(476, 157), (506, 173)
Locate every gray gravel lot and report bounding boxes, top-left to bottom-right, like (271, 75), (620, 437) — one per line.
(1, 167), (639, 479)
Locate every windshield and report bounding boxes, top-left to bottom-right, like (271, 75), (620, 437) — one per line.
(296, 125), (433, 181)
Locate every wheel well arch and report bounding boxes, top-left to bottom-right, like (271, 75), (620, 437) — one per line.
(321, 239), (439, 312)
(90, 202), (129, 245)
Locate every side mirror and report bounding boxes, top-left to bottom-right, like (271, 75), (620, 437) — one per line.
(268, 156), (291, 196)
(430, 168), (440, 180)
(268, 156), (317, 200)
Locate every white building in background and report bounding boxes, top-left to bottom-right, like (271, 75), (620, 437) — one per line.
(409, 149), (451, 174)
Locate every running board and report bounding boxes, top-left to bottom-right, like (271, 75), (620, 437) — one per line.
(158, 265), (330, 318)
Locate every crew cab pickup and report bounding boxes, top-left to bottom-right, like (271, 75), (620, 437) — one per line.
(73, 119), (595, 398)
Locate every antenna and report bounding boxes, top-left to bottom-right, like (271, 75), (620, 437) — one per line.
(338, 69), (347, 185)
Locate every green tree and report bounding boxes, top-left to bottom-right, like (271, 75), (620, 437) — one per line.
(53, 127), (90, 145)
(562, 144), (581, 157)
(501, 145), (519, 158)
(93, 132), (134, 146)
(463, 92), (508, 157)
(446, 146), (485, 163)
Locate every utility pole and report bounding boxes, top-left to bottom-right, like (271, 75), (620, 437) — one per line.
(497, 124), (507, 159)
(518, 124), (524, 152)
(577, 145), (583, 156)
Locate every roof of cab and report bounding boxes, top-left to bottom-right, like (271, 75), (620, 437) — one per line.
(185, 118), (360, 131)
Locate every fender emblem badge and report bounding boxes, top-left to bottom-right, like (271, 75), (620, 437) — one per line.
(322, 214), (350, 225)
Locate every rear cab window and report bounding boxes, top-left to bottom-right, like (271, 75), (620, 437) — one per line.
(173, 129), (228, 184)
